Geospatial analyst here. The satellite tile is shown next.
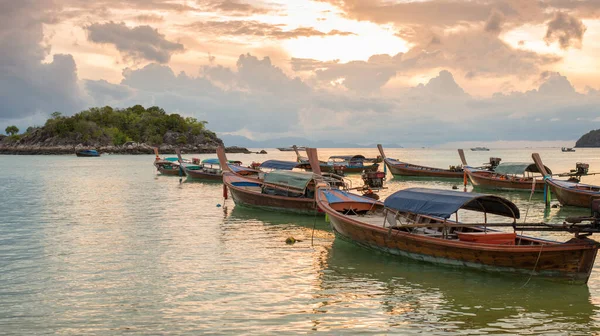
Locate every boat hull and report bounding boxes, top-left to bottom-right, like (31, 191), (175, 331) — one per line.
(319, 164), (379, 174)
(467, 170), (545, 192)
(384, 161), (464, 178)
(326, 213), (598, 284)
(76, 152), (100, 157)
(224, 173), (319, 215)
(185, 169), (222, 181)
(547, 179), (598, 208)
(157, 167), (185, 176)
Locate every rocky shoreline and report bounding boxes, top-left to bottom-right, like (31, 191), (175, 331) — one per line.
(0, 142), (252, 155)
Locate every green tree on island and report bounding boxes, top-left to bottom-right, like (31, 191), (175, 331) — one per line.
(5, 125), (19, 136)
(40, 105), (212, 146)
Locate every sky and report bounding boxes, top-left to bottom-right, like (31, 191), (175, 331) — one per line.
(1, 0), (600, 147)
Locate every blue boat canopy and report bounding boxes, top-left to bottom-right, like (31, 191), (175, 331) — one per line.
(164, 157), (179, 162)
(230, 165), (256, 174)
(259, 160), (300, 170)
(202, 158), (242, 165)
(494, 162), (552, 175)
(384, 188), (520, 219)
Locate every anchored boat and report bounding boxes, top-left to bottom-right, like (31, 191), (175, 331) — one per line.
(314, 184), (600, 284)
(533, 153), (600, 208)
(219, 146), (347, 215)
(76, 149), (100, 157)
(378, 144), (464, 178)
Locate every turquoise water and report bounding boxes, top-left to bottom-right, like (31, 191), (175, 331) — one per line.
(2, 148), (600, 334)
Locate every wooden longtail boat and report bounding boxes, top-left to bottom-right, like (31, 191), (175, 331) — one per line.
(219, 146), (333, 215)
(313, 182), (600, 284)
(293, 145), (379, 174)
(533, 153), (600, 208)
(153, 148), (185, 176)
(463, 160), (552, 192)
(377, 144), (464, 178)
(176, 151), (256, 181)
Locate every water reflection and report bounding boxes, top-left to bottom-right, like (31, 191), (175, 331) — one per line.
(319, 240), (600, 334)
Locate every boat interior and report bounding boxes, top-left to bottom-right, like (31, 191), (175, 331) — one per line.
(338, 206), (551, 246)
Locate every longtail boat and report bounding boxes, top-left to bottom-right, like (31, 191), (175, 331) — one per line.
(533, 153), (600, 208)
(313, 180), (600, 284)
(377, 144), (463, 178)
(220, 146), (338, 215)
(153, 147), (186, 176)
(463, 158), (552, 192)
(293, 145), (379, 174)
(76, 149), (100, 157)
(176, 151), (256, 181)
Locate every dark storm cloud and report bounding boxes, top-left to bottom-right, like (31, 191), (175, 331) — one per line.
(86, 22), (184, 63)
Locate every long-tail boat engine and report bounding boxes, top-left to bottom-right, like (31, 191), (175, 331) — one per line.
(361, 171), (386, 188)
(488, 157), (502, 170)
(567, 162), (590, 182)
(331, 165), (345, 176)
(563, 199), (600, 235)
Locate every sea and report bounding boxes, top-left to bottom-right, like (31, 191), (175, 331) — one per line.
(2, 147), (600, 335)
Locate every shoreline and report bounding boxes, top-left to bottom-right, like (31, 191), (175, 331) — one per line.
(0, 144), (252, 155)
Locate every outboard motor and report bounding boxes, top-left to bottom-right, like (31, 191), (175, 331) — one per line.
(332, 165), (345, 177)
(489, 157), (502, 170)
(361, 171), (386, 188)
(576, 162), (590, 175)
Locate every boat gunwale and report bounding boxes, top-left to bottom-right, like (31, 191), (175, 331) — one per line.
(316, 189), (598, 253)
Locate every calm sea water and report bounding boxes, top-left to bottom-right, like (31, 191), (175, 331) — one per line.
(2, 148), (600, 334)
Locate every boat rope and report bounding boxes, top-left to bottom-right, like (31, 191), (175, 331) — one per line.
(520, 244), (544, 289)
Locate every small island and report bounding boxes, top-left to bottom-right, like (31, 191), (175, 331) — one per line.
(0, 105), (249, 154)
(575, 129), (600, 148)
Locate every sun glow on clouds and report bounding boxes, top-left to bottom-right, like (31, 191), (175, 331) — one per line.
(275, 1), (409, 62)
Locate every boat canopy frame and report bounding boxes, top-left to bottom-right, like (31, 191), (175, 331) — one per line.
(494, 162), (552, 176)
(383, 187), (520, 220)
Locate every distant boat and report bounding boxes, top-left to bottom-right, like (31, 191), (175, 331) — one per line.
(562, 147), (576, 152)
(178, 154), (257, 181)
(378, 144), (464, 178)
(470, 147), (490, 151)
(464, 161), (552, 192)
(293, 145), (379, 174)
(277, 146), (305, 152)
(153, 148), (186, 176)
(76, 149), (100, 157)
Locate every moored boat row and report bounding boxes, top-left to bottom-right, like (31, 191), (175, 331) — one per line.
(152, 144), (600, 284)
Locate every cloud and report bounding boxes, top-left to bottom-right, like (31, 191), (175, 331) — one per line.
(290, 25), (560, 93)
(185, 20), (355, 39)
(484, 9), (505, 34)
(86, 22), (184, 63)
(210, 0), (274, 15)
(0, 0), (86, 125)
(544, 12), (587, 49)
(133, 14), (164, 23)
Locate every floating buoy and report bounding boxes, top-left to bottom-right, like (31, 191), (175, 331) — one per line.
(216, 204), (222, 207)
(452, 185), (458, 190)
(285, 236), (296, 244)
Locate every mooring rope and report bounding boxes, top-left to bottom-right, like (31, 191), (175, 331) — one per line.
(520, 244), (544, 288)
